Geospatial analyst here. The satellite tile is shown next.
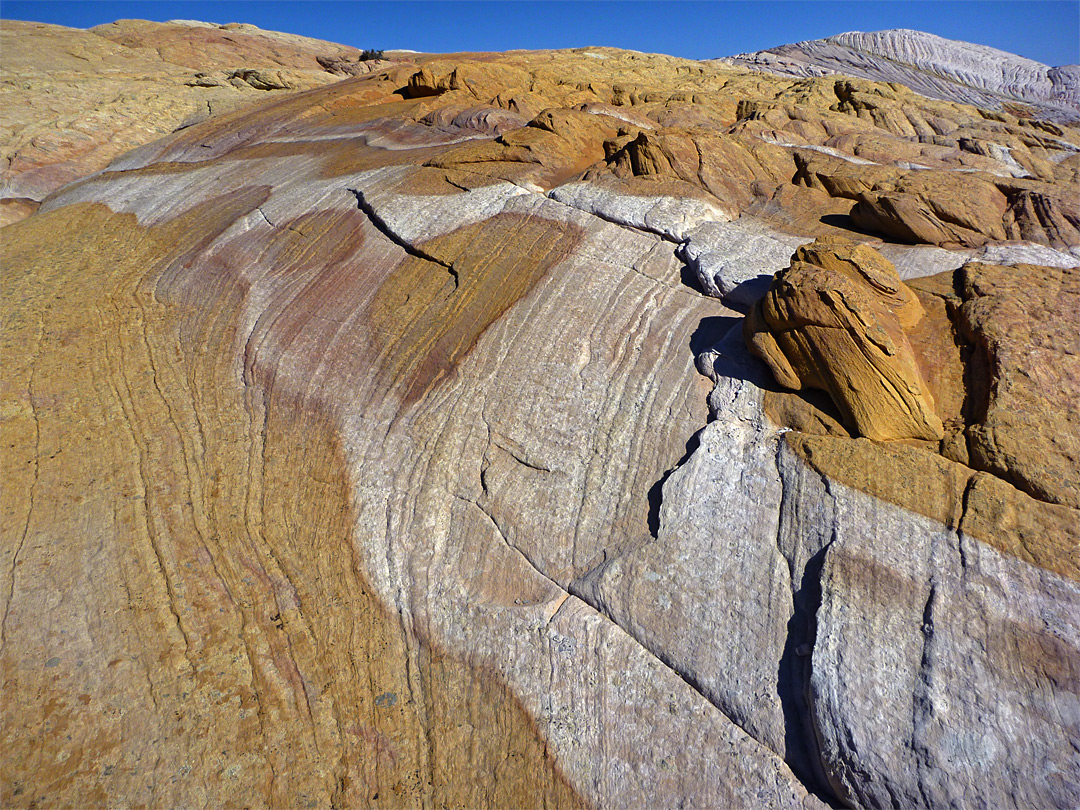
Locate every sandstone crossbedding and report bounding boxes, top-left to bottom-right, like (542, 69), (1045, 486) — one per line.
(0, 19), (403, 224)
(745, 236), (945, 442)
(725, 28), (1080, 123)
(2, 25), (1078, 810)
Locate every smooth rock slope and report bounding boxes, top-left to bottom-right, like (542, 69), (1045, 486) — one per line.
(2, 28), (1078, 810)
(0, 18), (402, 224)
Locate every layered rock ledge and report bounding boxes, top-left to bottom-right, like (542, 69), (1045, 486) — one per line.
(2, 35), (1078, 810)
(0, 18), (403, 224)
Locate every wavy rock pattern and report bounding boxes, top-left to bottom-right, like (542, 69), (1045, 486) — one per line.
(0, 19), (387, 222)
(745, 237), (945, 442)
(2, 33), (1078, 810)
(0, 68), (821, 808)
(725, 28), (1080, 123)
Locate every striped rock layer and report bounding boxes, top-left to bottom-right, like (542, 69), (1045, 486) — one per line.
(0, 18), (386, 223)
(724, 28), (1080, 123)
(2, 42), (1078, 809)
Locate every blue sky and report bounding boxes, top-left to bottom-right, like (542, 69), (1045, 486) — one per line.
(4, 1), (1078, 66)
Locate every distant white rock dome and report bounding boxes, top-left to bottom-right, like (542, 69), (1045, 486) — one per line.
(722, 28), (1080, 122)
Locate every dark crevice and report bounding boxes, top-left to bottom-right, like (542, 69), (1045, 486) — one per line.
(348, 187), (459, 289)
(546, 189), (680, 244)
(677, 253), (705, 293)
(819, 212), (884, 239)
(491, 440), (554, 473)
(646, 429), (701, 538)
(955, 476), (976, 569)
(912, 582), (939, 810)
(443, 175), (472, 193)
(776, 541), (844, 807)
(773, 446), (843, 806)
(256, 206), (310, 240)
(688, 315), (739, 360)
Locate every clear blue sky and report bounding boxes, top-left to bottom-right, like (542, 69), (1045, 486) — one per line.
(4, 1), (1078, 66)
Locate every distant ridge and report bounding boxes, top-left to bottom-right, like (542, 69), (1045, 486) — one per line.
(721, 28), (1080, 122)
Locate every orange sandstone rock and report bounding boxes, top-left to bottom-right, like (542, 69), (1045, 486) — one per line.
(3, 25), (1078, 810)
(745, 236), (945, 441)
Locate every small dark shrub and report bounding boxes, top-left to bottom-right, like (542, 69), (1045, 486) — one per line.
(359, 49), (385, 61)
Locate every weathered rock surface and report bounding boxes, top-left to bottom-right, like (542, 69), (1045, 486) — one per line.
(745, 236), (945, 441)
(0, 19), (392, 222)
(725, 28), (1080, 123)
(614, 305), (1080, 808)
(2, 25), (1078, 810)
(950, 262), (1080, 508)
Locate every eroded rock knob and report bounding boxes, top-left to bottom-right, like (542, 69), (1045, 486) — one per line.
(744, 235), (945, 442)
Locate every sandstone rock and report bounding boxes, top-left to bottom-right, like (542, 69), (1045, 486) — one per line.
(724, 28), (1080, 123)
(0, 197), (39, 228)
(0, 19), (370, 217)
(2, 28), (1078, 810)
(419, 104), (530, 137)
(745, 236), (945, 441)
(970, 240), (1080, 266)
(792, 149), (896, 198)
(549, 178), (731, 241)
(737, 247), (1080, 805)
(185, 71), (229, 87)
(809, 464), (1079, 810)
(607, 306), (1079, 809)
(852, 189), (984, 247)
(401, 60), (532, 102)
(1002, 187), (1080, 246)
(317, 53), (390, 77)
(848, 172), (1011, 248)
(2, 49), (836, 807)
(227, 68), (297, 90)
(679, 218), (806, 306)
(876, 239), (1080, 281)
(425, 105), (621, 189)
(953, 262), (1080, 508)
(91, 17), (361, 71)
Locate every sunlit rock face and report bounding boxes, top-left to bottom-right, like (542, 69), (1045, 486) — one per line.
(0, 18), (397, 223)
(745, 236), (945, 442)
(2, 25), (1078, 810)
(724, 28), (1080, 123)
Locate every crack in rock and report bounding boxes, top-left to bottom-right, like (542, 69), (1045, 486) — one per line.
(348, 187), (459, 289)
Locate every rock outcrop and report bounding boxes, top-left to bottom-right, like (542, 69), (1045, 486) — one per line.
(949, 262), (1080, 509)
(2, 25), (1078, 810)
(745, 236), (944, 441)
(0, 19), (395, 223)
(725, 28), (1080, 123)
